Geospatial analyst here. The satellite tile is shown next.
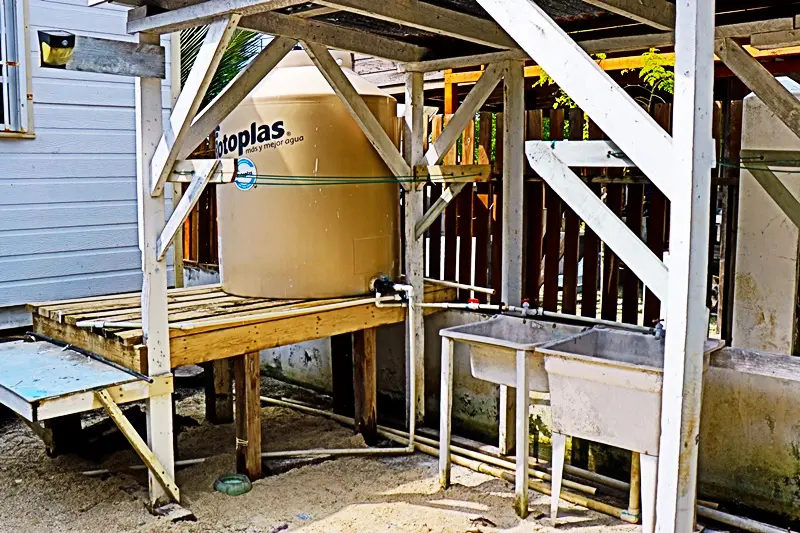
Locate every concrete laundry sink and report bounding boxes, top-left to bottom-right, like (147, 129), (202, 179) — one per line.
(439, 315), (586, 392)
(538, 327), (724, 531)
(438, 315), (586, 519)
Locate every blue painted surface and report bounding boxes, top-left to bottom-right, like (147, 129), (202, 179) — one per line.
(0, 340), (135, 402)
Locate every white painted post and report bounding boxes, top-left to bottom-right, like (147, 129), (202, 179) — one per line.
(499, 60), (524, 457)
(136, 33), (176, 507)
(655, 0), (715, 531)
(514, 349), (530, 518)
(404, 71), (426, 424)
(438, 336), (454, 488)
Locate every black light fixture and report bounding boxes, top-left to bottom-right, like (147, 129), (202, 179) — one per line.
(38, 30), (75, 69)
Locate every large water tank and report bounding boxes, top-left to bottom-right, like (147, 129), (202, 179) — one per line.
(215, 50), (400, 299)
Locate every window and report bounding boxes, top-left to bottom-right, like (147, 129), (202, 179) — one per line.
(0, 0), (29, 134)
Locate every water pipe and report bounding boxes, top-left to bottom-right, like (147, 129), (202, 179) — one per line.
(424, 278), (495, 295)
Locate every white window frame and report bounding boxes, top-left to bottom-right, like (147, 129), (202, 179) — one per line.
(0, 0), (33, 137)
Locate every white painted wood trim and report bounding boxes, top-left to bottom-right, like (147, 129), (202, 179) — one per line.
(304, 41), (411, 181)
(177, 36), (296, 161)
(655, 0), (716, 529)
(127, 0), (305, 34)
(149, 15), (240, 197)
(315, 0), (517, 49)
(424, 62), (504, 166)
(476, 0), (675, 202)
(526, 141), (669, 301)
(156, 160), (219, 260)
(438, 336), (454, 488)
(67, 35), (166, 79)
(501, 60), (524, 306)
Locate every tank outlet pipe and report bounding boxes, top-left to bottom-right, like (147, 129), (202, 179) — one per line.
(392, 282), (417, 453)
(424, 278), (495, 295)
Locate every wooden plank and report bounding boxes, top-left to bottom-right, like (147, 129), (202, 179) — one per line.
(305, 42), (411, 182)
(241, 11), (428, 64)
(621, 185), (644, 324)
(150, 16), (240, 197)
(204, 359), (234, 424)
(352, 328), (377, 445)
(524, 110), (544, 304)
(127, 0), (304, 34)
(473, 112), (493, 300)
(561, 109), (583, 315)
(490, 113), (504, 304)
(444, 120), (458, 283)
(425, 64), (503, 166)
(428, 116), (444, 279)
(748, 165), (800, 230)
(476, 0), (675, 202)
(67, 35), (165, 79)
(457, 122), (475, 300)
(404, 50), (528, 73)
(716, 38), (800, 143)
(416, 164), (491, 184)
(543, 109), (564, 312)
(580, 182), (601, 319)
(581, 0), (674, 31)
(178, 36), (296, 160)
(234, 351), (262, 480)
(95, 389), (180, 502)
(601, 184), (623, 321)
(501, 60), (525, 307)
(315, 0), (517, 49)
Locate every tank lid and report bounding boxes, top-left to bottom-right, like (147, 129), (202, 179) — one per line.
(277, 48), (354, 69)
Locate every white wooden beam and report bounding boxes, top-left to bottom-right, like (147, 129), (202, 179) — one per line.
(400, 49), (528, 73)
(177, 36), (296, 161)
(169, 159), (236, 183)
(415, 183), (467, 239)
(582, 0), (674, 31)
(526, 142), (669, 301)
(66, 36), (165, 78)
(150, 15), (239, 197)
(501, 59), (524, 306)
(241, 11), (428, 63)
(315, 0), (517, 49)
(303, 41), (411, 181)
(157, 160), (220, 260)
(136, 31), (176, 507)
(95, 389), (180, 503)
(404, 70), (426, 424)
(550, 140), (636, 167)
(655, 0), (716, 529)
(127, 0), (304, 34)
(476, 0), (675, 202)
(424, 62), (504, 166)
(715, 37), (800, 141)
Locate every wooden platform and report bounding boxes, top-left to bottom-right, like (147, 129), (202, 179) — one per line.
(28, 283), (455, 374)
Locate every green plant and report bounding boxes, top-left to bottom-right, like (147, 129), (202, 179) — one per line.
(533, 53), (607, 110)
(180, 27), (265, 109)
(622, 48), (675, 112)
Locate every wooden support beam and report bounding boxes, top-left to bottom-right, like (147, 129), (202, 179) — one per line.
(234, 352), (262, 480)
(127, 0), (304, 34)
(501, 60), (524, 306)
(304, 41), (411, 182)
(415, 164), (492, 184)
(716, 37), (800, 142)
(241, 11), (428, 63)
(136, 31), (176, 507)
(315, 0), (517, 49)
(150, 15), (239, 197)
(204, 359), (234, 424)
(178, 36), (296, 161)
(404, 71), (426, 425)
(582, 0), (674, 31)
(415, 183), (467, 239)
(168, 159), (236, 183)
(526, 142), (669, 301)
(424, 63), (504, 166)
(549, 140), (635, 167)
(66, 36), (165, 78)
(401, 49), (528, 73)
(476, 0), (675, 202)
(747, 166), (800, 230)
(655, 0), (715, 529)
(157, 160), (220, 260)
(95, 389), (180, 503)
(352, 328), (377, 445)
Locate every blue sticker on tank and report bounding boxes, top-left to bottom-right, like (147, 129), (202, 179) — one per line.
(235, 158), (257, 191)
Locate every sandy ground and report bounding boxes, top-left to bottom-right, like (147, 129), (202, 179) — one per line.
(0, 378), (638, 533)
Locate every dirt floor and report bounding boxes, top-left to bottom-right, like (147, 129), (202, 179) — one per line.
(0, 377), (639, 533)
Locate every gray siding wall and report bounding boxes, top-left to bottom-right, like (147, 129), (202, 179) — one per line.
(0, 0), (173, 327)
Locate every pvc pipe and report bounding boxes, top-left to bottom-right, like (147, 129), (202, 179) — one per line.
(393, 283), (417, 452)
(262, 448), (411, 458)
(82, 457), (206, 476)
(424, 278), (495, 295)
(697, 505), (788, 533)
(624, 452), (641, 522)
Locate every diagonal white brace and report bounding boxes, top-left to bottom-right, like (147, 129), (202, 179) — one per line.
(526, 141), (668, 301)
(304, 41), (411, 183)
(747, 165), (800, 230)
(150, 15), (240, 197)
(157, 159), (222, 260)
(424, 62), (504, 166)
(476, 0), (675, 201)
(549, 140), (636, 167)
(415, 183), (468, 239)
(178, 36), (297, 161)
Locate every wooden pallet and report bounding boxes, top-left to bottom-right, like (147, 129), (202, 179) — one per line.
(28, 283), (455, 374)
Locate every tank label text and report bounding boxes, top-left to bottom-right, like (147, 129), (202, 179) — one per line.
(216, 120), (296, 157)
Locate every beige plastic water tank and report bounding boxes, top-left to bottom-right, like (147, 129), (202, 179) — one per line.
(215, 50), (400, 298)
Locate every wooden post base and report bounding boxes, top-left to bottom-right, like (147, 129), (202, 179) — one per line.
(204, 359), (234, 424)
(235, 351), (262, 480)
(352, 328), (377, 445)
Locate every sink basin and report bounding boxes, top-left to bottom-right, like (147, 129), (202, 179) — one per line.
(439, 315), (586, 392)
(539, 327), (725, 454)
